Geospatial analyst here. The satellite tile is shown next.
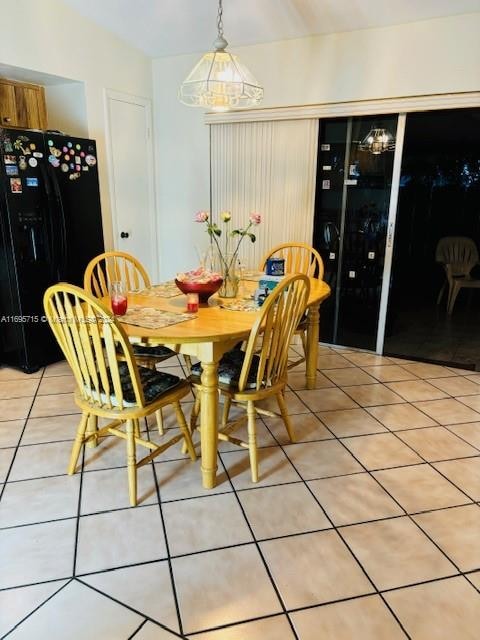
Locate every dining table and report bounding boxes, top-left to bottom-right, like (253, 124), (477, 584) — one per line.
(111, 277), (330, 489)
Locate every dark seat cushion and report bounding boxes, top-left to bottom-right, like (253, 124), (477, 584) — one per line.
(191, 348), (260, 390)
(132, 344), (176, 360)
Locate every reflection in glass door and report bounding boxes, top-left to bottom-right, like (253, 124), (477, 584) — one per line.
(313, 114), (398, 350)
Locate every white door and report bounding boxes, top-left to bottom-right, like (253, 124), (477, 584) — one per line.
(104, 90), (157, 279)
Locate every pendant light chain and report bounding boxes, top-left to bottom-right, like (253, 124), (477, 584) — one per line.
(217, 0), (224, 39)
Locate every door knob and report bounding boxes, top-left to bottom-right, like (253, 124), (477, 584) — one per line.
(120, 231), (129, 238)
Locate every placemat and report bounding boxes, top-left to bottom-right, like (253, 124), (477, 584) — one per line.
(119, 306), (196, 329)
(134, 281), (181, 298)
(241, 270), (264, 282)
(220, 299), (260, 312)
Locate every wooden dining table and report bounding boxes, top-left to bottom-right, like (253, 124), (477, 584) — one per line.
(114, 278), (330, 489)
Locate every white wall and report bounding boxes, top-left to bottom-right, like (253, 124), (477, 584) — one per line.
(0, 0), (152, 252)
(45, 83), (88, 138)
(153, 11), (480, 278)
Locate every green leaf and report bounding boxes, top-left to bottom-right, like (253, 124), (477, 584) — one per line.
(213, 228), (222, 237)
(249, 233), (256, 243)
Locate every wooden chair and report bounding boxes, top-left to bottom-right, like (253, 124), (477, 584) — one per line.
(43, 284), (196, 506)
(190, 274), (310, 482)
(435, 237), (480, 314)
(259, 242), (324, 368)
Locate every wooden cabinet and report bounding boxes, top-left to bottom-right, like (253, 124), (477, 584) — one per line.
(0, 79), (47, 130)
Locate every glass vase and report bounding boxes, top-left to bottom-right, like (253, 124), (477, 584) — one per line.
(217, 252), (239, 298)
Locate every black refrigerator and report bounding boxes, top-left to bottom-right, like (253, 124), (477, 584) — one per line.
(0, 128), (104, 372)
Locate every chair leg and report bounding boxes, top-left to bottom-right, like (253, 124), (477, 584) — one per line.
(300, 330), (308, 361)
(222, 396), (232, 427)
(85, 414), (98, 448)
(190, 392), (201, 433)
(126, 419), (137, 506)
(247, 400), (258, 483)
(68, 412), (89, 475)
(174, 401), (197, 462)
(156, 409), (164, 435)
(277, 391), (296, 443)
(448, 282), (460, 314)
(437, 281), (446, 305)
(183, 355), (192, 374)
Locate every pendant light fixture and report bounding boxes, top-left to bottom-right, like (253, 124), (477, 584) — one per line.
(178, 0), (263, 111)
(359, 126), (396, 154)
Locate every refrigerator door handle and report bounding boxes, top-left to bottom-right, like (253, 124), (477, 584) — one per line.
(39, 163), (57, 275)
(47, 164), (68, 279)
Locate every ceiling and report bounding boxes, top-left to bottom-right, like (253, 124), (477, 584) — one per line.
(61, 0), (480, 58)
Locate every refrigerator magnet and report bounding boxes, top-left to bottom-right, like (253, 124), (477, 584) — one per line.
(69, 172), (80, 181)
(3, 155), (16, 165)
(67, 142), (73, 148)
(33, 152), (43, 158)
(64, 155), (70, 161)
(28, 157), (38, 168)
(321, 143), (331, 151)
(62, 146), (68, 153)
(26, 177), (39, 187)
(80, 151), (85, 158)
(85, 155), (96, 166)
(69, 149), (75, 156)
(29, 143), (36, 151)
(18, 157), (27, 170)
(69, 163), (74, 170)
(52, 148), (62, 158)
(74, 156), (81, 164)
(322, 179), (331, 190)
(3, 140), (13, 152)
(5, 165), (18, 176)
(47, 139), (53, 146)
(49, 156), (60, 167)
(75, 144), (81, 150)
(61, 163), (69, 172)
(75, 164), (80, 171)
(82, 166), (89, 172)
(10, 178), (22, 193)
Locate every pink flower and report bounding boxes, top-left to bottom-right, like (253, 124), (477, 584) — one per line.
(195, 211), (209, 223)
(249, 212), (261, 225)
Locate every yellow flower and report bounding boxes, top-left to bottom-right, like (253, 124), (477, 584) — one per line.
(220, 211), (231, 222)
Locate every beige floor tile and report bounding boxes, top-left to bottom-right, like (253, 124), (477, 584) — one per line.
(76, 505), (167, 574)
(427, 376), (480, 396)
(446, 366), (477, 375)
(8, 580), (143, 640)
(296, 387), (358, 412)
(83, 434), (153, 471)
(291, 595), (407, 640)
(81, 466), (158, 513)
(317, 408), (387, 437)
(413, 399), (480, 425)
(0, 475), (80, 527)
(29, 393), (78, 418)
(288, 370), (335, 390)
(343, 353), (394, 366)
(0, 366), (43, 381)
(323, 368), (378, 386)
(361, 365), (418, 382)
(285, 440), (363, 479)
(457, 394), (480, 412)
(467, 571), (480, 590)
(261, 530), (373, 609)
(396, 427), (479, 462)
(465, 373), (480, 385)
(317, 353), (355, 369)
(385, 380), (448, 402)
(342, 433), (422, 470)
(20, 414), (80, 445)
(82, 560), (179, 630)
(163, 493), (252, 555)
(0, 419), (24, 448)
(37, 375), (76, 396)
(373, 464), (471, 513)
(0, 447), (15, 483)
(238, 483), (331, 539)
(445, 422), (480, 448)
(263, 413), (333, 444)
(173, 544), (282, 633)
(0, 396), (33, 421)
(367, 403), (436, 431)
(434, 457), (480, 500)
(413, 505), (480, 572)
(43, 360), (72, 377)
(9, 440), (74, 481)
(218, 420), (279, 452)
(308, 473), (403, 526)
(384, 576), (480, 640)
(193, 615), (295, 639)
(340, 516), (457, 590)
(343, 384), (404, 407)
(0, 580), (68, 639)
(221, 446), (301, 490)
(155, 457), (231, 501)
(0, 378), (39, 399)
(133, 622), (184, 639)
(0, 519), (75, 589)
(400, 362), (454, 379)
(257, 390), (310, 415)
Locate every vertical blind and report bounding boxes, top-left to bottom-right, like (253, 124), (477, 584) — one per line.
(210, 119), (319, 268)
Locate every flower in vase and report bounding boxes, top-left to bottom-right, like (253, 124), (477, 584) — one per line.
(195, 210), (209, 223)
(220, 210), (231, 222)
(249, 212), (262, 225)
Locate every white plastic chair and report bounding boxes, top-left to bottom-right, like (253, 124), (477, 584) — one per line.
(435, 236), (480, 314)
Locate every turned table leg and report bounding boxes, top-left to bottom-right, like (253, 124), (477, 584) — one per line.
(199, 360), (219, 489)
(306, 304), (320, 390)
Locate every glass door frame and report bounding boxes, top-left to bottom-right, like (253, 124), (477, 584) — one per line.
(375, 113), (407, 353)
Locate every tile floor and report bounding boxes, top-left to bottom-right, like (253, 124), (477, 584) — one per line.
(0, 347), (480, 639)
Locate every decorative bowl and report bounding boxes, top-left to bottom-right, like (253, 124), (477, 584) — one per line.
(175, 278), (223, 303)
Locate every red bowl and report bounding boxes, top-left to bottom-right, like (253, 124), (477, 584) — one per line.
(175, 278), (223, 303)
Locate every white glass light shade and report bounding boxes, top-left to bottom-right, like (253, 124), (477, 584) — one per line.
(359, 128), (395, 154)
(179, 50), (263, 110)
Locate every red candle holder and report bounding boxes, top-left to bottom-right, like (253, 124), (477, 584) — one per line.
(187, 292), (199, 313)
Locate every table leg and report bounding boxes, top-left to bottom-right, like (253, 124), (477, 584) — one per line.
(199, 360), (219, 489)
(306, 304), (320, 390)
